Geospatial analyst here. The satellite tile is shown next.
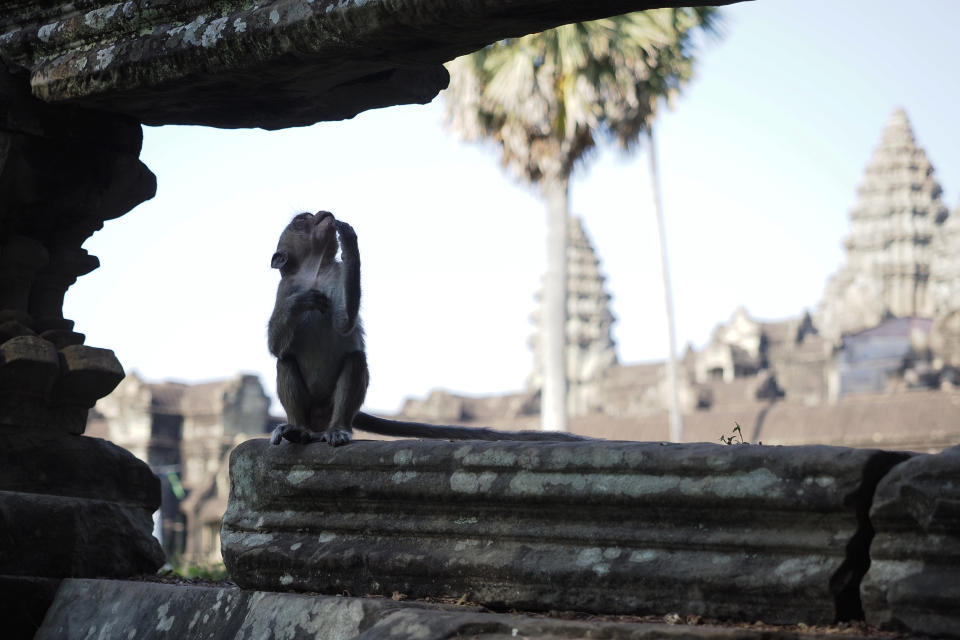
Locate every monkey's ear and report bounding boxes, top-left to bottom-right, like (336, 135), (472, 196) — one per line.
(271, 251), (288, 270)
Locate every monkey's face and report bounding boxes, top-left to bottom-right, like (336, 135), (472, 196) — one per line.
(271, 211), (340, 276)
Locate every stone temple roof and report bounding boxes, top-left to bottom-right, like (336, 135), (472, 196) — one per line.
(144, 376), (252, 416)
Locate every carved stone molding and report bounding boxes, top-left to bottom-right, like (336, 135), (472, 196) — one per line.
(0, 0), (741, 129)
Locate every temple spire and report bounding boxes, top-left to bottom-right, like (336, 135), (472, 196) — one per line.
(818, 108), (948, 338)
(529, 215), (617, 415)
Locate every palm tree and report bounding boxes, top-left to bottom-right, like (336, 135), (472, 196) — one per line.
(444, 8), (719, 434)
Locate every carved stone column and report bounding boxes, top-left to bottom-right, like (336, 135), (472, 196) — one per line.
(0, 67), (164, 638)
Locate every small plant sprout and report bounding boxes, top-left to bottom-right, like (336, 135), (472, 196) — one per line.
(719, 422), (745, 445)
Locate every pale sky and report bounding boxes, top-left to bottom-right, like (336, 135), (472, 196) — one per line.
(64, 0), (960, 415)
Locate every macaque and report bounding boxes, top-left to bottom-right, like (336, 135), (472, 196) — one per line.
(268, 211), (587, 446)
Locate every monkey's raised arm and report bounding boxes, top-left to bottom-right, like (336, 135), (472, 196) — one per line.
(334, 220), (361, 335)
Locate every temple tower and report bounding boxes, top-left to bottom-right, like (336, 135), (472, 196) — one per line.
(929, 202), (960, 367)
(819, 109), (948, 338)
(929, 201), (960, 316)
(529, 215), (618, 415)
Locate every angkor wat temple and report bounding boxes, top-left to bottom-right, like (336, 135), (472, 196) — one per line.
(401, 109), (960, 453)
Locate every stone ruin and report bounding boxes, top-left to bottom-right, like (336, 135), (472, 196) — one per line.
(1, 1), (959, 639)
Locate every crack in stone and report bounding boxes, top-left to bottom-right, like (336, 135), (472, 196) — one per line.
(829, 450), (912, 622)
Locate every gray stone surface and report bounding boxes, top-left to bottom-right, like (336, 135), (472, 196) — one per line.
(0, 431), (164, 578)
(1, 0), (741, 129)
(36, 578), (897, 640)
(862, 444), (960, 637)
(222, 439), (909, 625)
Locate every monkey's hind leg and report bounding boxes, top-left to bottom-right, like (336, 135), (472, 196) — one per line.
(318, 351), (369, 447)
(272, 357), (316, 445)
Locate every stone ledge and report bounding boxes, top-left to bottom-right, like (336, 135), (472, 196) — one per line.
(34, 578), (904, 640)
(222, 439), (909, 625)
(1, 0), (741, 128)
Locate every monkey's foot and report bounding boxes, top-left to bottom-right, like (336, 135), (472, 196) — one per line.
(317, 427), (352, 447)
(270, 424), (314, 445)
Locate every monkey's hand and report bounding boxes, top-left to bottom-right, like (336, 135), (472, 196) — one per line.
(292, 290), (331, 315)
(335, 220), (357, 244)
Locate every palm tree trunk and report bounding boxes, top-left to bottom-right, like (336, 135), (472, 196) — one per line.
(541, 175), (569, 432)
(647, 125), (684, 442)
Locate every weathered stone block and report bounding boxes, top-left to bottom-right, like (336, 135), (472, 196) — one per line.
(0, 431), (164, 578)
(0, 336), (97, 431)
(51, 344), (125, 410)
(862, 444), (960, 637)
(0, 335), (58, 397)
(223, 439), (908, 625)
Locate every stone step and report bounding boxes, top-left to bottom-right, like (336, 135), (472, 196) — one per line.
(34, 579), (900, 640)
(221, 439), (909, 626)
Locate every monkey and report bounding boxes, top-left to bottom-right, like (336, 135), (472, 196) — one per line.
(267, 210), (588, 446)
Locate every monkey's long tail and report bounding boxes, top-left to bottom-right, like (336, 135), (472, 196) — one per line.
(352, 412), (590, 442)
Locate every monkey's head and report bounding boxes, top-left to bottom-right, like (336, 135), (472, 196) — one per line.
(271, 211), (339, 276)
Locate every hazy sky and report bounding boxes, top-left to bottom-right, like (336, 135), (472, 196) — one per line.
(65, 0), (960, 414)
